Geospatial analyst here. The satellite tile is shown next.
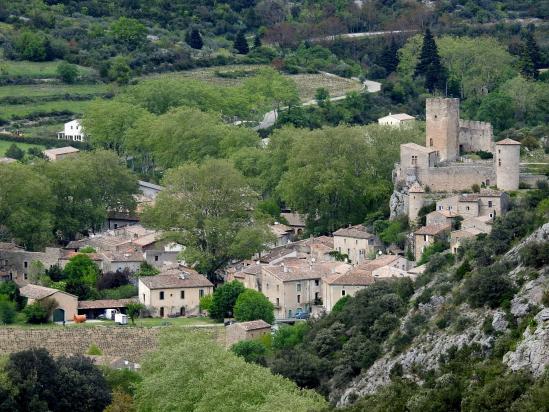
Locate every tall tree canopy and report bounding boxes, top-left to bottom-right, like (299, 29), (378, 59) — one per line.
(414, 28), (448, 93)
(142, 159), (274, 279)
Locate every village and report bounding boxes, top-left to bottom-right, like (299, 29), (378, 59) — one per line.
(1, 98), (545, 340)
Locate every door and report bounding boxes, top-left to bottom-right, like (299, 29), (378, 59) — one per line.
(53, 308), (65, 322)
(159, 307), (164, 317)
(180, 307), (185, 316)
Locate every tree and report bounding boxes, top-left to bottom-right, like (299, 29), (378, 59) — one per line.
(234, 30), (250, 54)
(234, 289), (275, 324)
(188, 29), (203, 50)
(108, 56), (132, 85)
(5, 143), (24, 160)
(518, 45), (536, 79)
(134, 330), (326, 411)
(110, 17), (146, 49)
(126, 302), (145, 325)
(142, 160), (273, 280)
(14, 30), (47, 61)
(253, 33), (262, 48)
(56, 61), (78, 83)
(0, 299), (16, 324)
(231, 340), (267, 365)
(380, 37), (399, 74)
(63, 254), (101, 298)
(0, 163), (54, 250)
(523, 31), (542, 72)
(209, 281), (245, 321)
(315, 87), (329, 107)
(414, 28), (447, 93)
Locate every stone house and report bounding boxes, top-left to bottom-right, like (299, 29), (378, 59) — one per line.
(43, 146), (80, 161)
(225, 320), (272, 347)
(436, 189), (510, 220)
(138, 265), (213, 317)
(0, 243), (62, 283)
(261, 259), (350, 319)
(280, 212), (306, 236)
(461, 215), (493, 234)
(426, 210), (459, 227)
(226, 263), (262, 290)
(333, 224), (384, 264)
(450, 228), (484, 254)
(378, 113), (416, 127)
(269, 223), (294, 248)
(414, 224), (451, 261)
(19, 284), (78, 322)
(57, 119), (85, 142)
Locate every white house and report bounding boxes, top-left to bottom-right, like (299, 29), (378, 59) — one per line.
(378, 113), (416, 127)
(58, 119), (85, 142)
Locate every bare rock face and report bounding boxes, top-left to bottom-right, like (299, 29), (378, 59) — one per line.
(504, 308), (549, 377)
(492, 310), (509, 332)
(390, 190), (407, 219)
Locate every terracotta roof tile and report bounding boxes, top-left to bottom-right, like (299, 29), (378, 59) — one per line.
(333, 224), (376, 239)
(415, 224), (451, 236)
(139, 266), (213, 289)
(496, 138), (521, 145)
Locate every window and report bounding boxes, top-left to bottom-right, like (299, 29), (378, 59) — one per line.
(315, 292), (319, 300)
(466, 206), (470, 211)
(276, 285), (279, 292)
(411, 155), (417, 165)
(24, 273), (28, 280)
(143, 294), (145, 301)
(341, 290), (346, 296)
(429, 138), (433, 146)
(199, 289), (204, 297)
(114, 223), (118, 229)
(488, 201), (493, 208)
(296, 283), (301, 292)
(489, 213), (493, 218)
(180, 290), (185, 299)
(355, 239), (358, 245)
(159, 307), (164, 317)
(314, 279), (319, 286)
(159, 291), (164, 300)
(498, 149), (500, 154)
(438, 205), (443, 210)
(154, 255), (159, 262)
(498, 159), (501, 167)
(23, 261), (28, 268)
(276, 298), (280, 306)
(297, 294), (301, 303)
(424, 235), (427, 242)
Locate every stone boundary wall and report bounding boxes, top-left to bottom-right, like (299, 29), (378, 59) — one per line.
(459, 119), (494, 153)
(418, 164), (495, 192)
(0, 325), (223, 362)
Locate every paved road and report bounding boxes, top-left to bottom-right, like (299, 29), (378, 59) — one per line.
(311, 29), (417, 42)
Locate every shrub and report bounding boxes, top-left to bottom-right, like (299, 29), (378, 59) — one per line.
(87, 344), (103, 355)
(0, 300), (16, 324)
(57, 61), (78, 83)
(5, 143), (24, 160)
(231, 340), (267, 365)
(454, 259), (472, 281)
(23, 302), (50, 324)
(519, 241), (549, 268)
(463, 264), (515, 309)
(135, 262), (159, 277)
(418, 241), (449, 266)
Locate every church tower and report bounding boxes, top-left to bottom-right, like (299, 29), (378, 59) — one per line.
(426, 98), (460, 162)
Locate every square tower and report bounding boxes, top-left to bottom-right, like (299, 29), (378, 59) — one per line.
(426, 98), (460, 162)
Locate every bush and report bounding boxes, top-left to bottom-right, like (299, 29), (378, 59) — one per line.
(463, 263), (515, 309)
(103, 368), (142, 396)
(97, 269), (131, 290)
(519, 241), (549, 268)
(5, 143), (24, 160)
(57, 61), (78, 83)
(22, 302), (49, 324)
(231, 340), (267, 365)
(233, 289), (274, 324)
(87, 344), (103, 355)
(0, 300), (16, 324)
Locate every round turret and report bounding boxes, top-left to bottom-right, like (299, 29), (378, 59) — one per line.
(408, 182), (425, 223)
(495, 139), (521, 191)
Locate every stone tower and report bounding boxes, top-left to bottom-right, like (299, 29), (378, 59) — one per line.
(408, 182), (425, 223)
(496, 138), (521, 191)
(426, 98), (460, 162)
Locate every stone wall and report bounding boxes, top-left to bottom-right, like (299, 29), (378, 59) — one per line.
(417, 164), (495, 192)
(459, 120), (493, 153)
(0, 325), (223, 362)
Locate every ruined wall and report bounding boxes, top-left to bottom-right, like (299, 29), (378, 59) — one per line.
(426, 98), (460, 162)
(0, 326), (223, 362)
(417, 164), (495, 192)
(459, 120), (494, 153)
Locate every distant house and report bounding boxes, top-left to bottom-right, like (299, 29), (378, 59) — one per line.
(436, 189), (510, 220)
(450, 228), (484, 254)
(333, 224), (383, 264)
(226, 320), (272, 347)
(378, 113), (415, 127)
(138, 265), (213, 317)
(43, 146), (79, 161)
(269, 223), (294, 248)
(19, 284), (78, 322)
(414, 224), (451, 261)
(280, 212), (306, 236)
(58, 119), (85, 142)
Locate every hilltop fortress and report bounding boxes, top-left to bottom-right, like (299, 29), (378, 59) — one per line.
(391, 98), (524, 219)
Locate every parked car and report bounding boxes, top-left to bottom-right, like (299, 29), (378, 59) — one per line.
(295, 311), (310, 320)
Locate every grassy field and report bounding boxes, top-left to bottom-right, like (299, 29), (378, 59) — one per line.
(0, 83), (111, 98)
(0, 59), (96, 78)
(148, 64), (363, 101)
(0, 139), (45, 156)
(1, 100), (94, 119)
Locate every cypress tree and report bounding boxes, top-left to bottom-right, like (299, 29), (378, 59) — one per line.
(234, 30), (249, 54)
(415, 28), (447, 93)
(380, 37), (399, 74)
(518, 45), (536, 79)
(253, 33), (262, 48)
(188, 28), (203, 50)
(524, 31), (541, 73)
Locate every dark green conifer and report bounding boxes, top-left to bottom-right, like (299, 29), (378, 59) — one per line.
(234, 30), (249, 54)
(380, 37), (399, 74)
(253, 33), (262, 48)
(188, 28), (203, 50)
(415, 28), (447, 93)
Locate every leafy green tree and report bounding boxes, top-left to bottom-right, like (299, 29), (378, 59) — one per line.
(135, 330), (326, 411)
(142, 160), (273, 279)
(14, 30), (47, 61)
(188, 29), (203, 49)
(315, 87), (329, 106)
(135, 262), (159, 277)
(0, 163), (54, 250)
(56, 61), (78, 84)
(209, 281), (245, 321)
(234, 289), (275, 324)
(463, 263), (515, 308)
(243, 68), (299, 112)
(231, 340), (267, 365)
(126, 302), (145, 325)
(253, 33), (262, 48)
(0, 299), (16, 324)
(110, 17), (146, 49)
(0, 281), (26, 310)
(234, 30), (249, 54)
(22, 302), (49, 324)
(108, 56), (132, 85)
(523, 31), (542, 72)
(64, 254), (101, 297)
(414, 28), (447, 93)
(272, 323), (309, 350)
(199, 294), (213, 313)
(518, 45), (536, 79)
(5, 144), (24, 160)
